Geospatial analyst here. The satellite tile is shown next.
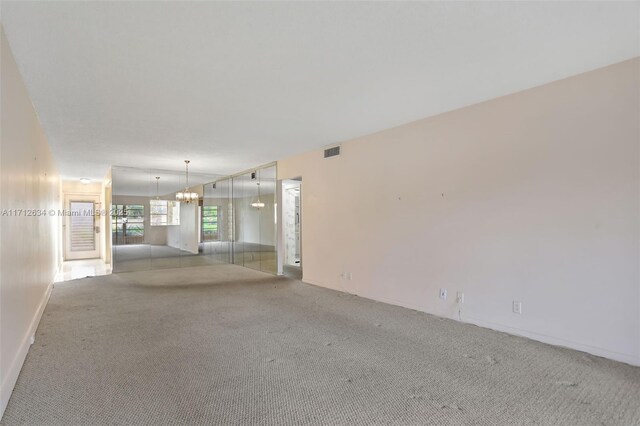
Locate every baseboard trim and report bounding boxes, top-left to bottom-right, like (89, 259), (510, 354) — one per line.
(460, 315), (640, 367)
(373, 293), (639, 367)
(302, 279), (640, 368)
(0, 280), (54, 419)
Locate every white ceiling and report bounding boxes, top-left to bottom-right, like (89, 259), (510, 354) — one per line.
(1, 1), (638, 180)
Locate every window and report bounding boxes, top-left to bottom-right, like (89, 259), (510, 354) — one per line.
(125, 205), (144, 237)
(150, 200), (167, 226)
(202, 205), (218, 241)
(111, 204), (144, 244)
(150, 200), (180, 226)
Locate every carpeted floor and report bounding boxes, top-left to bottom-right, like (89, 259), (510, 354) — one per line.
(2, 265), (639, 425)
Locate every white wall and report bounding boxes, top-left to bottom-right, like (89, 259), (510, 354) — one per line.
(166, 202), (199, 254)
(278, 58), (640, 366)
(0, 27), (61, 417)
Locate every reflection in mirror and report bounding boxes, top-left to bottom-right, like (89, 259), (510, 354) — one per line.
(258, 165), (277, 274)
(232, 165), (276, 274)
(111, 164), (277, 274)
(203, 178), (232, 264)
(150, 200), (180, 226)
(111, 166), (219, 272)
(112, 167), (151, 272)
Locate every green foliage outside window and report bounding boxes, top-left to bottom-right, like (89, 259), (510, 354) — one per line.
(203, 206), (218, 239)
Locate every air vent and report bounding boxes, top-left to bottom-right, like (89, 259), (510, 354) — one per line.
(324, 146), (340, 158)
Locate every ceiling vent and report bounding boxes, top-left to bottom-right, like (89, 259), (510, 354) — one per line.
(324, 146), (341, 158)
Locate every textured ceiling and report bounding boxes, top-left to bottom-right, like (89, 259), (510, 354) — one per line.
(1, 1), (638, 180)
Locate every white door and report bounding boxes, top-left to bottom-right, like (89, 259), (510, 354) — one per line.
(64, 195), (101, 260)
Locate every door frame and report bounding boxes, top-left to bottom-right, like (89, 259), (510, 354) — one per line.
(64, 193), (102, 260)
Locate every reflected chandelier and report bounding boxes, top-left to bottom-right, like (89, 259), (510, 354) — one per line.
(176, 160), (199, 204)
(251, 181), (265, 209)
(251, 170), (265, 209)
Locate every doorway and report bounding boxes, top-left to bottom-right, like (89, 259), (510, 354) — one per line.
(64, 194), (101, 260)
(282, 179), (302, 279)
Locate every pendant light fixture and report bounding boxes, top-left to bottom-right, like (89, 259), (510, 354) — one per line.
(155, 176), (160, 200)
(176, 160), (199, 203)
(251, 171), (265, 209)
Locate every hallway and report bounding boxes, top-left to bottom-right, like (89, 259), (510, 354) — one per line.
(55, 259), (111, 282)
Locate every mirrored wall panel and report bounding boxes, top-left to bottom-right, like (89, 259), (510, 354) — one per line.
(232, 165), (276, 274)
(202, 178), (233, 264)
(111, 164), (277, 275)
(111, 166), (219, 273)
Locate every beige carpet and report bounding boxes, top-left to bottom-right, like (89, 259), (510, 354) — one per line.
(2, 265), (639, 425)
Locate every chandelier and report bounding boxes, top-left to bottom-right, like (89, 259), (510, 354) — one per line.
(176, 160), (199, 203)
(251, 179), (265, 209)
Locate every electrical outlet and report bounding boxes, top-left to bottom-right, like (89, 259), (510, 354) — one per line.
(456, 292), (464, 304)
(439, 288), (447, 300)
(513, 301), (522, 314)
